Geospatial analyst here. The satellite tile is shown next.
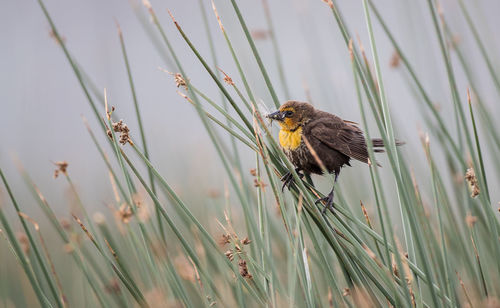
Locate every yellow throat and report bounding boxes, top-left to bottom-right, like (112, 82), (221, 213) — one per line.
(279, 127), (303, 150)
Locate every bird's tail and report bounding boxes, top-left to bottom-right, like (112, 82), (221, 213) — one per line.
(371, 138), (405, 153)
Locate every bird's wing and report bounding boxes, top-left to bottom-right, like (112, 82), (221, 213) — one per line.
(307, 117), (370, 164)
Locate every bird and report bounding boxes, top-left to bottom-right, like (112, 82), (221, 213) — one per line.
(266, 100), (403, 213)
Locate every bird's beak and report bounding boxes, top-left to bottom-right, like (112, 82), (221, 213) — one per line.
(266, 110), (284, 121)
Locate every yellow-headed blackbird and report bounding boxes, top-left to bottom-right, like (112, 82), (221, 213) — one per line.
(266, 100), (403, 212)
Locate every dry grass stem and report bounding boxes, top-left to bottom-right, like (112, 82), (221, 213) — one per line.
(72, 214), (95, 243)
(321, 0), (334, 9)
(211, 0), (225, 33)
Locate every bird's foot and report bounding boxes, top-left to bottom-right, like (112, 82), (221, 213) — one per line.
(315, 190), (335, 214)
(280, 169), (304, 192)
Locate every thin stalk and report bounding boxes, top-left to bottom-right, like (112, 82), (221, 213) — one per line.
(262, 0), (291, 99)
(103, 99), (162, 297)
(37, 0), (137, 195)
(457, 0), (500, 94)
(19, 213), (68, 307)
(469, 225), (488, 297)
(0, 168), (53, 308)
(120, 148), (267, 305)
(360, 4), (426, 306)
(127, 144), (269, 304)
(116, 23), (163, 242)
(197, 0), (245, 181)
(189, 85), (255, 142)
(229, 0), (280, 108)
(367, 0), (465, 167)
(1, 170), (63, 308)
(210, 0), (256, 104)
(426, 0), (475, 163)
(255, 154), (272, 301)
(352, 57), (390, 269)
(423, 139), (455, 305)
(17, 165), (111, 307)
(467, 90), (490, 205)
(165, 9), (268, 262)
(72, 214), (149, 307)
(82, 117), (128, 201)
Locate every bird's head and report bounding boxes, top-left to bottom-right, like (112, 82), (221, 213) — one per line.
(266, 101), (315, 131)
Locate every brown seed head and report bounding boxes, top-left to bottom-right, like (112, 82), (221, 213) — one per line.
(207, 189), (220, 199)
(448, 34), (461, 50)
(342, 288), (350, 297)
(218, 234), (231, 247)
(465, 167), (480, 198)
(132, 193), (144, 208)
(60, 218), (72, 231)
(222, 73), (234, 85)
(238, 258), (252, 279)
(53, 161), (68, 178)
(145, 289), (169, 306)
(150, 240), (168, 260)
(390, 50), (401, 68)
(465, 213), (478, 228)
(241, 237), (252, 245)
(174, 73), (188, 90)
(111, 120), (132, 145)
(104, 278), (121, 294)
(251, 29), (269, 40)
(391, 254), (399, 278)
(253, 179), (267, 189)
(348, 39), (354, 62)
(18, 233), (30, 254)
(174, 255), (196, 282)
(93, 212), (106, 225)
(217, 67), (235, 86)
(328, 288), (333, 308)
(117, 203), (133, 224)
(63, 243), (74, 254)
(225, 249), (234, 261)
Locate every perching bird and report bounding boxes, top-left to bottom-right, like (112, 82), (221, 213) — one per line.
(266, 100), (403, 213)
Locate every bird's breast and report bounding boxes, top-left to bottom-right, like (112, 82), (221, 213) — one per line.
(279, 127), (303, 151)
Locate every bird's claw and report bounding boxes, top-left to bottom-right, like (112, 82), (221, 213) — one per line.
(315, 191), (335, 214)
(280, 170), (304, 192)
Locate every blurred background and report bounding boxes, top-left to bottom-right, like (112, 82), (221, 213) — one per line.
(3, 0), (500, 306)
(1, 0), (500, 222)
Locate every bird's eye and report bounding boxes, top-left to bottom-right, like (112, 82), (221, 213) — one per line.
(284, 110), (294, 117)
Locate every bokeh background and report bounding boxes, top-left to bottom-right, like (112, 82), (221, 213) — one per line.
(2, 0), (500, 220)
(2, 0), (500, 306)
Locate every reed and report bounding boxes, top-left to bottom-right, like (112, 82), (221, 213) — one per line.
(2, 0), (500, 306)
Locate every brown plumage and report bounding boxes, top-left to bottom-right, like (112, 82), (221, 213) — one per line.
(266, 100), (403, 212)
